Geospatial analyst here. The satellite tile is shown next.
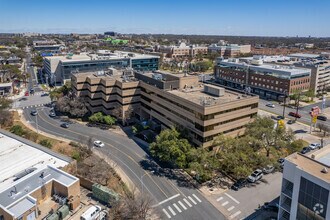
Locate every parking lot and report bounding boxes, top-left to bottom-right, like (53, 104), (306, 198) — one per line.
(204, 172), (282, 220)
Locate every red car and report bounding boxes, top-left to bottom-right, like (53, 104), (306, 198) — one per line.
(24, 91), (29, 96)
(289, 112), (301, 118)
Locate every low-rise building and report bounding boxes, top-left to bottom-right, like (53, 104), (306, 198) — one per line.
(208, 44), (251, 57)
(157, 43), (208, 58)
(72, 69), (259, 147)
(279, 146), (330, 220)
(215, 56), (311, 100)
(33, 40), (64, 54)
(0, 82), (13, 96)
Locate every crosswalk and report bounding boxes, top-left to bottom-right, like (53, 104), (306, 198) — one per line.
(216, 193), (243, 220)
(22, 102), (51, 109)
(162, 194), (202, 219)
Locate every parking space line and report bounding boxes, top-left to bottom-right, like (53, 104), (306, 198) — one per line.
(230, 211), (241, 219)
(216, 197), (224, 202)
(188, 196), (197, 205)
(225, 193), (240, 204)
(162, 209), (171, 219)
(192, 194), (202, 203)
(173, 203), (182, 213)
(178, 201), (187, 210)
(183, 198), (192, 207)
(221, 201), (229, 206)
(227, 206), (235, 211)
(168, 206), (176, 216)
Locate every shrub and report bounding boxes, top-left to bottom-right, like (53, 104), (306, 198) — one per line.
(71, 151), (81, 161)
(10, 125), (26, 136)
(39, 139), (53, 148)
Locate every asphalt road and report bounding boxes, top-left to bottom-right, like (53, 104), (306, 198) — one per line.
(23, 107), (225, 220)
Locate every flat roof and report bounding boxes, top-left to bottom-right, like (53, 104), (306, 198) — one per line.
(287, 146), (330, 183)
(7, 197), (36, 218)
(0, 131), (70, 191)
(289, 53), (320, 59)
(0, 165), (78, 208)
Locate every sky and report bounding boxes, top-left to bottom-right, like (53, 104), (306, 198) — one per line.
(0, 0), (329, 37)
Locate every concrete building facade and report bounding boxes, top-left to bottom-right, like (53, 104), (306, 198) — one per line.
(157, 43), (208, 58)
(72, 69), (259, 148)
(279, 147), (330, 220)
(208, 44), (251, 57)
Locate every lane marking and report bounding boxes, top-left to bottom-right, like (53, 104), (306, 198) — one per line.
(225, 193), (240, 204)
(227, 206), (235, 211)
(173, 203), (182, 213)
(216, 197), (224, 202)
(162, 209), (171, 219)
(178, 201), (187, 210)
(154, 194), (180, 207)
(230, 211), (241, 219)
(188, 196), (197, 205)
(193, 194), (202, 203)
(168, 206), (176, 216)
(221, 201), (229, 206)
(183, 198), (192, 207)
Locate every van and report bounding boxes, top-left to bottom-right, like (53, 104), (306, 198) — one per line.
(80, 205), (101, 220)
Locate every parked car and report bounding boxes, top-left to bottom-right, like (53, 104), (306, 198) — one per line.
(231, 178), (247, 191)
(287, 120), (295, 124)
(278, 158), (285, 169)
(24, 91), (29, 96)
(263, 165), (275, 174)
(248, 169), (263, 183)
(317, 115), (327, 121)
(29, 88), (35, 94)
(49, 112), (56, 117)
(301, 147), (311, 154)
(60, 123), (69, 128)
(289, 112), (301, 118)
(266, 103), (275, 108)
(271, 115), (283, 121)
(41, 92), (49, 97)
(30, 110), (38, 116)
(308, 143), (321, 150)
(94, 140), (105, 148)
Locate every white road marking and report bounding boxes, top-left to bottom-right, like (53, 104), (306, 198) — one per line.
(173, 203), (182, 213)
(225, 193), (240, 204)
(227, 206), (235, 211)
(154, 194), (180, 207)
(178, 201), (187, 210)
(168, 206), (176, 216)
(216, 196), (224, 202)
(183, 198), (192, 207)
(230, 211), (241, 219)
(162, 209), (171, 219)
(192, 194), (202, 203)
(221, 201), (229, 206)
(188, 196), (197, 205)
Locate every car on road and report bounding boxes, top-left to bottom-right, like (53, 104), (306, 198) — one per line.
(266, 103), (275, 108)
(287, 120), (295, 124)
(60, 123), (69, 128)
(301, 147), (311, 154)
(30, 110), (38, 116)
(18, 97), (27, 101)
(231, 178), (247, 191)
(29, 88), (35, 94)
(248, 169), (263, 183)
(289, 112), (301, 118)
(271, 115), (284, 121)
(94, 140), (105, 148)
(41, 92), (49, 97)
(308, 143), (321, 150)
(24, 91), (29, 96)
(49, 112), (56, 117)
(317, 115), (327, 121)
(262, 165), (275, 174)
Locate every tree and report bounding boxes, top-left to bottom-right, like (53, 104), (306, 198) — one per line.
(10, 125), (26, 136)
(287, 139), (306, 154)
(245, 116), (294, 157)
(305, 89), (315, 102)
(149, 127), (192, 168)
(32, 54), (44, 67)
(0, 97), (13, 128)
(89, 112), (104, 123)
(103, 115), (116, 126)
(56, 96), (88, 118)
(317, 123), (330, 137)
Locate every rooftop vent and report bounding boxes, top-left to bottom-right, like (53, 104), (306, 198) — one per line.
(321, 167), (328, 174)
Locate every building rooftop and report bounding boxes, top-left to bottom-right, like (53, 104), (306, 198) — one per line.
(289, 53), (320, 59)
(286, 146), (330, 183)
(0, 130), (70, 191)
(73, 68), (138, 83)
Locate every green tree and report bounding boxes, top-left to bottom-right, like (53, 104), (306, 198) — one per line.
(150, 127), (192, 168)
(103, 115), (116, 126)
(287, 139), (307, 154)
(305, 89), (315, 102)
(89, 112), (104, 123)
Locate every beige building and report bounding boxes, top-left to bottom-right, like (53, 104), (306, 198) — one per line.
(72, 69), (259, 148)
(157, 43), (208, 58)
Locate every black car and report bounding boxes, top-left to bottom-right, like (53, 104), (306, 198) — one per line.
(287, 120), (295, 124)
(231, 178), (247, 191)
(60, 123), (69, 128)
(29, 88), (35, 94)
(301, 147), (311, 154)
(317, 115), (327, 121)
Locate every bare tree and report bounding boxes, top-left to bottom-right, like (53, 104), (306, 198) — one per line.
(317, 123), (330, 137)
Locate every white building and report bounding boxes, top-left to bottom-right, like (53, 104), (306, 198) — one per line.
(279, 147), (330, 220)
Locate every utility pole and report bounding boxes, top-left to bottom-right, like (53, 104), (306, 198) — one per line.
(282, 90), (288, 119)
(294, 92), (301, 122)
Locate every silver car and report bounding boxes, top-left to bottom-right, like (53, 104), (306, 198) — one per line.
(248, 169), (263, 183)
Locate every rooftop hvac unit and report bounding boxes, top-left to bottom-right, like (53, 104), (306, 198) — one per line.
(152, 73), (163, 81)
(204, 85), (225, 97)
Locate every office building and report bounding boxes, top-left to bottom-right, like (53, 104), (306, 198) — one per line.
(72, 69), (259, 148)
(279, 147), (330, 220)
(33, 40), (64, 54)
(43, 50), (159, 84)
(157, 43), (208, 58)
(208, 43), (251, 57)
(215, 56), (311, 100)
(289, 53), (330, 95)
(0, 130), (80, 220)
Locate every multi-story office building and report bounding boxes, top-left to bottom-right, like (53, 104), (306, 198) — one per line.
(43, 50), (159, 84)
(215, 56), (311, 100)
(208, 44), (251, 57)
(279, 147), (330, 220)
(33, 40), (64, 54)
(72, 69), (259, 148)
(157, 43), (208, 58)
(289, 53), (330, 95)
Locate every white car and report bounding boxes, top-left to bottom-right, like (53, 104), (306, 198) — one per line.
(266, 103), (275, 108)
(93, 140), (105, 148)
(308, 143), (321, 150)
(248, 169), (263, 183)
